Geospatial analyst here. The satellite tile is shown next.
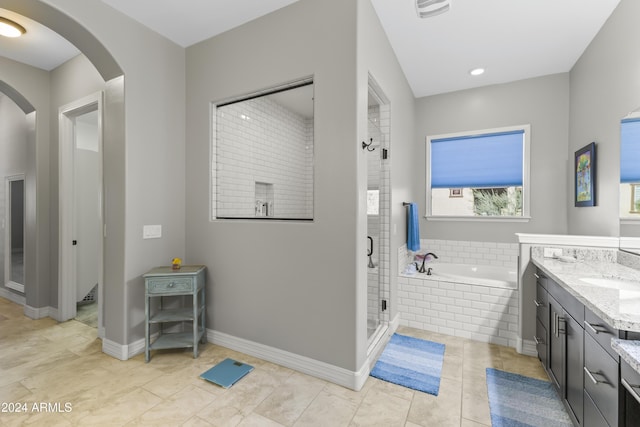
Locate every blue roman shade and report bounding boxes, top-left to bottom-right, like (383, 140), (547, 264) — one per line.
(430, 130), (524, 188)
(621, 118), (640, 183)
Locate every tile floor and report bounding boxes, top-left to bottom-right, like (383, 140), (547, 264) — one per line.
(0, 296), (548, 426)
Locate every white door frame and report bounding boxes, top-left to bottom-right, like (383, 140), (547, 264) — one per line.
(58, 92), (104, 336)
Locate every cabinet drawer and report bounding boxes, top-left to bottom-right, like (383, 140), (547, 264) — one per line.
(583, 390), (609, 427)
(548, 278), (584, 324)
(535, 270), (548, 290)
(535, 283), (549, 329)
(146, 277), (194, 294)
(584, 307), (620, 360)
(584, 333), (619, 427)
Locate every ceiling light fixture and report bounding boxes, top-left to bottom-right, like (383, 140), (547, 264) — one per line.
(0, 17), (26, 38)
(416, 0), (452, 19)
(469, 68), (485, 76)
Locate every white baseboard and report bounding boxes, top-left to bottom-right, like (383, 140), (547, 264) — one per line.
(0, 287), (25, 305)
(209, 329), (367, 391)
(6, 281), (24, 293)
(102, 337), (129, 361)
(519, 338), (538, 357)
(24, 305), (56, 320)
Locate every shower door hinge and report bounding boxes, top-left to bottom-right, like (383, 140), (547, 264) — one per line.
(382, 148), (388, 160)
(381, 299), (387, 311)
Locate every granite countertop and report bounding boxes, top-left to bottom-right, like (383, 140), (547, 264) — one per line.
(531, 254), (640, 332)
(612, 338), (640, 374)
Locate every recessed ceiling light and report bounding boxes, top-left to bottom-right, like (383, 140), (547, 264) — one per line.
(0, 17), (26, 38)
(469, 68), (485, 76)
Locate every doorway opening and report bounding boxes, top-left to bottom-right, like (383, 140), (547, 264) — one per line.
(59, 92), (104, 335)
(366, 74), (391, 353)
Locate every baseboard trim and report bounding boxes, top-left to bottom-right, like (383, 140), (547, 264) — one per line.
(0, 287), (25, 305)
(6, 281), (24, 293)
(208, 329), (366, 391)
(102, 338), (129, 361)
(24, 304), (55, 320)
(519, 338), (538, 357)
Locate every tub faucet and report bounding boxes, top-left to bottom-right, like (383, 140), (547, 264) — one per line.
(415, 252), (438, 273)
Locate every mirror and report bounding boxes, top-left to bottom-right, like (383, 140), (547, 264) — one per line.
(212, 80), (314, 220)
(619, 110), (640, 254)
(5, 175), (24, 288)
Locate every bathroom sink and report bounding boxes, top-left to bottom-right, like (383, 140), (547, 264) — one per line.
(579, 277), (640, 291)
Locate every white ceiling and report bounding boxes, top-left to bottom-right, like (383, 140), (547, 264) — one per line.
(0, 8), (78, 71)
(0, 0), (622, 97)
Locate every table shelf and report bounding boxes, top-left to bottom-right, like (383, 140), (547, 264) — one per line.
(144, 265), (206, 362)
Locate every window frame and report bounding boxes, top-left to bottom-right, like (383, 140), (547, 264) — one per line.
(425, 124), (531, 222)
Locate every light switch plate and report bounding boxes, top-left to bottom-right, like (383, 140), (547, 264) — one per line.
(143, 225), (162, 239)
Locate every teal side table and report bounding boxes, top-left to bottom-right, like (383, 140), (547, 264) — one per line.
(143, 265), (206, 362)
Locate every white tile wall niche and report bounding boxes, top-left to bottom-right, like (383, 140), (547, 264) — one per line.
(213, 94), (314, 219)
(397, 239), (519, 348)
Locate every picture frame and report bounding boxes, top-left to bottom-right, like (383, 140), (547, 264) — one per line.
(575, 142), (596, 207)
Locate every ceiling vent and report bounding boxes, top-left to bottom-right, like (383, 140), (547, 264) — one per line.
(415, 0), (452, 18)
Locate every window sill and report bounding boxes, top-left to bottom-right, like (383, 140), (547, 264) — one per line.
(620, 217), (640, 225)
(425, 215), (531, 223)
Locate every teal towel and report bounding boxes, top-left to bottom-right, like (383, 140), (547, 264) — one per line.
(407, 203), (420, 252)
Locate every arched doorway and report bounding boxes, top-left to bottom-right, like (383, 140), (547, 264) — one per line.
(0, 1), (125, 347)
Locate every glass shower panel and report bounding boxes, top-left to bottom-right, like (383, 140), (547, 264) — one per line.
(367, 102), (382, 340)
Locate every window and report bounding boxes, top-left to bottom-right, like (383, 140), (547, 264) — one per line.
(620, 117), (640, 218)
(211, 79), (314, 220)
(426, 125), (530, 219)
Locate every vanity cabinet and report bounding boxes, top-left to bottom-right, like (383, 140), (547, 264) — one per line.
(534, 274), (549, 368)
(544, 274), (585, 426)
(583, 308), (622, 427)
(535, 268), (633, 427)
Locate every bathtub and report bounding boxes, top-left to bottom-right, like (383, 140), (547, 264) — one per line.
(398, 261), (519, 348)
(403, 262), (517, 289)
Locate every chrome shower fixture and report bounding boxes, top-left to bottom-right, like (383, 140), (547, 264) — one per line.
(416, 0), (451, 19)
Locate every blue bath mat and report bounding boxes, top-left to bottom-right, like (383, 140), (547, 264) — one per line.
(486, 368), (572, 427)
(370, 333), (445, 395)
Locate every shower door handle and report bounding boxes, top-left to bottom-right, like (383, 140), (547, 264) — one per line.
(367, 236), (373, 256)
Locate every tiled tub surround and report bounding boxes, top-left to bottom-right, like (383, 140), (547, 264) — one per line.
(397, 240), (520, 348)
(398, 239), (519, 270)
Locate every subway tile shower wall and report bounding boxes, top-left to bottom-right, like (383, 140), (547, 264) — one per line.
(398, 239), (519, 270)
(214, 97), (314, 218)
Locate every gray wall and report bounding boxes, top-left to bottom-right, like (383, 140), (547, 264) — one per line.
(414, 74), (571, 243)
(0, 55), (50, 309)
(0, 0), (186, 346)
(356, 0), (417, 361)
(569, 0), (640, 238)
(186, 0), (360, 371)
